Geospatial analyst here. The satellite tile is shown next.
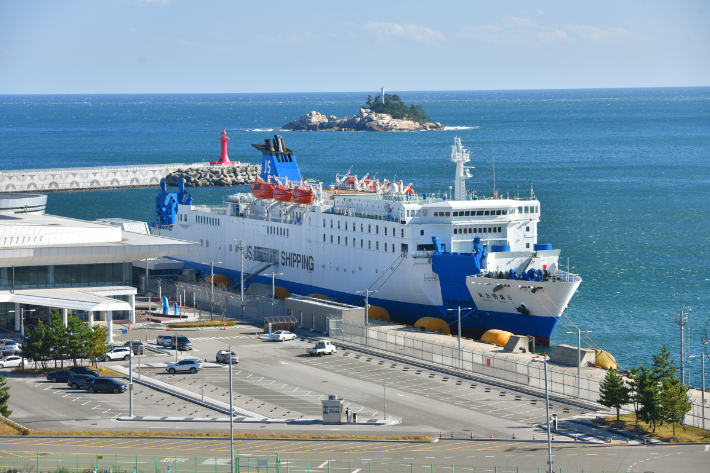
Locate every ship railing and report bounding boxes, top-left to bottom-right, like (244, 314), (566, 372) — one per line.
(330, 320), (606, 402)
(411, 250), (434, 258)
(549, 270), (582, 282)
(323, 206), (400, 223)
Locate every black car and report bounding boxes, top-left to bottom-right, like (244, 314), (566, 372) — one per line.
(69, 366), (100, 377)
(124, 341), (145, 355)
(67, 374), (96, 389)
(84, 377), (127, 394)
(170, 336), (192, 351)
(46, 370), (73, 383)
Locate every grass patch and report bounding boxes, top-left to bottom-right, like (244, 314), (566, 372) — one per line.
(11, 366), (124, 378)
(168, 320), (238, 328)
(0, 417), (30, 435)
(604, 413), (710, 443)
(17, 430), (431, 441)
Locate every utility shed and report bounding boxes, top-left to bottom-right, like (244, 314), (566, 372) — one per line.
(286, 296), (365, 334)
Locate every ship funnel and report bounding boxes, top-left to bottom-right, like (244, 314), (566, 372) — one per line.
(274, 134), (284, 153)
(265, 139), (275, 152)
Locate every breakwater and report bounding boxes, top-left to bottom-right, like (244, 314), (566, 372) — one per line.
(0, 163), (259, 193)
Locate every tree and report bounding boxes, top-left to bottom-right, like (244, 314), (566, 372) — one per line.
(0, 375), (11, 417)
(598, 369), (631, 421)
(659, 379), (692, 435)
(626, 367), (644, 423)
(48, 310), (68, 368)
(638, 369), (663, 431)
(364, 93), (432, 124)
(66, 316), (93, 365)
(651, 344), (678, 382)
(88, 325), (109, 367)
(23, 321), (52, 369)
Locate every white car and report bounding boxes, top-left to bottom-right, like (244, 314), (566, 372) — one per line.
(0, 339), (21, 352)
(0, 356), (28, 368)
(166, 358), (203, 374)
(102, 346), (132, 361)
(271, 330), (297, 341)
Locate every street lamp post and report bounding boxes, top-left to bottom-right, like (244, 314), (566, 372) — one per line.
(533, 356), (553, 473)
(234, 239), (246, 303)
(265, 272), (283, 317)
(383, 382), (387, 421)
(356, 289), (377, 347)
(567, 328), (592, 398)
(675, 305), (691, 385)
(20, 308), (35, 370)
(203, 261), (222, 320)
(229, 344), (234, 473)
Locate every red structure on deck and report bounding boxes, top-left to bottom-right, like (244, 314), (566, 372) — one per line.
(210, 129), (236, 166)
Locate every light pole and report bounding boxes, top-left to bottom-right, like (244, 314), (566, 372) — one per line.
(129, 350), (133, 417)
(567, 328), (592, 398)
(234, 239), (246, 303)
(533, 355), (553, 473)
(701, 322), (709, 430)
(383, 382), (387, 421)
(265, 272), (283, 317)
(203, 261), (222, 320)
(228, 344), (234, 473)
(675, 305), (691, 385)
(356, 289), (377, 347)
(20, 308), (35, 369)
(447, 306), (463, 369)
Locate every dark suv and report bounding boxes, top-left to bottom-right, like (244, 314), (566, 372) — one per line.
(124, 341), (145, 355)
(170, 336), (192, 351)
(85, 378), (127, 394)
(69, 366), (100, 377)
(67, 374), (96, 389)
(46, 370), (73, 383)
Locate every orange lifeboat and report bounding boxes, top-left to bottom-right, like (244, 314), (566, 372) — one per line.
(273, 184), (293, 202)
(292, 185), (315, 204)
(251, 176), (275, 199)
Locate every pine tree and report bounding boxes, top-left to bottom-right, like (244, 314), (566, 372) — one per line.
(627, 366), (643, 423)
(66, 316), (93, 366)
(638, 369), (663, 431)
(0, 375), (11, 418)
(88, 325), (109, 367)
(598, 369), (631, 421)
(651, 344), (678, 382)
(660, 378), (692, 436)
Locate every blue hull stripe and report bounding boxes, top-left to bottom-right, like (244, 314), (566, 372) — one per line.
(173, 259), (559, 344)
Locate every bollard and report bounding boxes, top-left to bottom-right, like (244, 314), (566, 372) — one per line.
(440, 432), (442, 438)
(490, 433), (493, 439)
(451, 432), (454, 438)
(470, 432), (473, 439)
(575, 434), (578, 441)
(552, 434), (554, 441)
(533, 434), (536, 440)
(513, 434), (515, 439)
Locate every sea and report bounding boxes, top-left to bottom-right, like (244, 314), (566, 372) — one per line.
(1, 88), (709, 385)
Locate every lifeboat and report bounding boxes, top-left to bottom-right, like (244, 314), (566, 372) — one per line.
(273, 184), (293, 202)
(251, 177), (275, 199)
(292, 185), (315, 204)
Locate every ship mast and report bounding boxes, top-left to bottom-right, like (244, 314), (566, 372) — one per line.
(451, 137), (473, 201)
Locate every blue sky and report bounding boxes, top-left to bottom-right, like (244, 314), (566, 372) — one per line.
(0, 0), (707, 93)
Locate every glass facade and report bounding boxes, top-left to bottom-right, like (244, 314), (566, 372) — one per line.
(0, 263), (132, 290)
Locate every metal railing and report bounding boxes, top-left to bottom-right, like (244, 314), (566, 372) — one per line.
(323, 207), (400, 223)
(0, 452), (615, 473)
(330, 321), (603, 402)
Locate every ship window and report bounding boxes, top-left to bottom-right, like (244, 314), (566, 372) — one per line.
(368, 225), (371, 233)
(361, 224), (363, 232)
(287, 229), (289, 237)
(323, 219), (325, 227)
(376, 241), (379, 250)
(477, 210), (483, 216)
(338, 221), (340, 229)
(338, 236), (340, 244)
(361, 239), (363, 248)
(345, 222), (347, 230)
(323, 234), (326, 242)
(401, 229), (404, 238)
(445, 212), (450, 217)
(536, 206), (539, 213)
(330, 220), (333, 228)
(524, 206), (529, 213)
(393, 244), (395, 253)
(496, 210), (501, 215)
(498, 227), (502, 232)
(453, 211), (458, 217)
(385, 242), (387, 251)
(345, 237), (348, 245)
(518, 206), (523, 213)
(526, 226), (530, 232)
(368, 240), (371, 249)
(483, 228), (487, 233)
(423, 210), (427, 216)
(420, 230), (424, 236)
(502, 210), (507, 215)
(384, 227), (387, 236)
(454, 229), (458, 235)
(526, 243), (530, 248)
(309, 217), (311, 224)
(376, 225), (379, 234)
(434, 212), (438, 217)
(330, 235), (333, 243)
(484, 211), (489, 216)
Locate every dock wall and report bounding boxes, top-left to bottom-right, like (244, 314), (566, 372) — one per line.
(0, 162), (257, 193)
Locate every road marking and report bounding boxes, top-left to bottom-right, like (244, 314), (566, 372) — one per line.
(395, 393), (413, 399)
(318, 461), (330, 468)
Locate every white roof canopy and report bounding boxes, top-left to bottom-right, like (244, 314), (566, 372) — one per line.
(4, 288), (132, 312)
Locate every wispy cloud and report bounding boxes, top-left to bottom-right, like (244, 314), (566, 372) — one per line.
(253, 32), (319, 44)
(566, 24), (634, 43)
(460, 16), (634, 45)
(365, 22), (446, 44)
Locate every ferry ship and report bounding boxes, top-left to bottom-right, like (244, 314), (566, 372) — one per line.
(152, 136), (581, 345)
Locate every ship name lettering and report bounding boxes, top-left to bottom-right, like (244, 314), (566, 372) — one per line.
(281, 251), (314, 271)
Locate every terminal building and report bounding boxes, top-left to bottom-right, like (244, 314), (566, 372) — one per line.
(0, 194), (198, 332)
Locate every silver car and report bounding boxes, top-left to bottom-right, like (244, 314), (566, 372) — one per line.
(166, 358), (203, 374)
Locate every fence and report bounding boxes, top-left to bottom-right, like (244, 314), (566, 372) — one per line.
(0, 452), (615, 473)
(141, 277), (285, 323)
(330, 321), (603, 402)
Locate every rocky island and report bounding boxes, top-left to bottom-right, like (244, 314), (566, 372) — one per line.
(278, 93), (444, 132)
